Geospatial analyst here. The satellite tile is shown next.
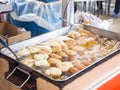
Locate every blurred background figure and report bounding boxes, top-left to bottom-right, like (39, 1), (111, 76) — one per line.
(114, 0), (120, 17)
(95, 1), (103, 14)
(97, 1), (103, 11)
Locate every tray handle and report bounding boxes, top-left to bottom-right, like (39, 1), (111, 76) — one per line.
(0, 37), (18, 59)
(6, 66), (31, 88)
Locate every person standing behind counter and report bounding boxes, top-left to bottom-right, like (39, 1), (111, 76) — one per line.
(95, 1), (103, 15)
(97, 1), (103, 11)
(114, 0), (120, 18)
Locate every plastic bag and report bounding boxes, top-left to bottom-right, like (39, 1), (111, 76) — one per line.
(10, 0), (61, 37)
(10, 12), (53, 37)
(75, 11), (113, 30)
(11, 0), (62, 29)
(10, 0), (73, 36)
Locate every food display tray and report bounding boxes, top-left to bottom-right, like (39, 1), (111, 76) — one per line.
(0, 25), (120, 89)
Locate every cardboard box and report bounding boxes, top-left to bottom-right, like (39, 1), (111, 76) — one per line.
(0, 22), (31, 48)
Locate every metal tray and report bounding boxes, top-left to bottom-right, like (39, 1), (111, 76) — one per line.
(0, 25), (120, 89)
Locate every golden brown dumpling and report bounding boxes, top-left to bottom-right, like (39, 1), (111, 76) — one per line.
(76, 64), (86, 70)
(65, 39), (76, 49)
(48, 58), (61, 66)
(69, 67), (79, 74)
(72, 46), (84, 52)
(45, 67), (62, 78)
(56, 62), (73, 72)
(65, 50), (77, 56)
(68, 31), (81, 38)
(49, 53), (62, 59)
(57, 51), (68, 57)
(51, 46), (62, 52)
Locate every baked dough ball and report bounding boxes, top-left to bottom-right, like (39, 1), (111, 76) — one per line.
(76, 37), (95, 48)
(81, 56), (89, 61)
(69, 67), (79, 74)
(76, 36), (87, 45)
(68, 55), (78, 61)
(48, 58), (61, 66)
(78, 26), (95, 37)
(68, 31), (81, 38)
(28, 46), (40, 54)
(37, 45), (52, 53)
(38, 50), (50, 54)
(53, 39), (68, 51)
(45, 67), (62, 77)
(49, 53), (62, 59)
(53, 39), (66, 46)
(65, 39), (76, 49)
(17, 48), (30, 57)
(57, 51), (68, 57)
(72, 46), (84, 52)
(76, 64), (86, 70)
(34, 54), (49, 60)
(61, 45), (68, 52)
(82, 60), (91, 66)
(91, 56), (97, 61)
(51, 46), (62, 52)
(21, 58), (35, 67)
(65, 50), (77, 56)
(78, 51), (85, 56)
(71, 60), (81, 66)
(35, 60), (50, 67)
(56, 62), (73, 72)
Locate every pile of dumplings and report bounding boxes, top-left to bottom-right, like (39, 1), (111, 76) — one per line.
(16, 27), (120, 80)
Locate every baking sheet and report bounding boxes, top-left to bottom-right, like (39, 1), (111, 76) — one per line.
(0, 25), (120, 84)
